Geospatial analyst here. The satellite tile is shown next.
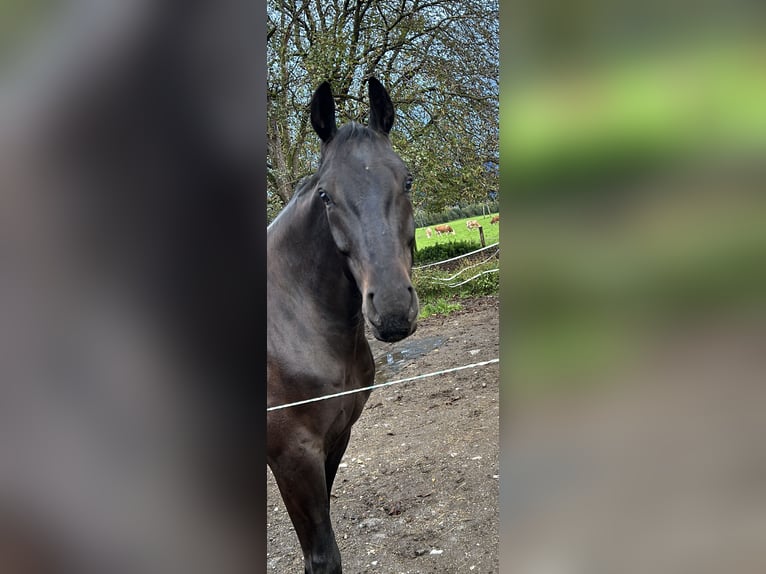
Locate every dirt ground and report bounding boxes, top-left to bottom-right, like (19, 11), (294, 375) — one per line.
(267, 296), (500, 573)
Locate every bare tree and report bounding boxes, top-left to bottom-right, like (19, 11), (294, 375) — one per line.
(267, 0), (498, 220)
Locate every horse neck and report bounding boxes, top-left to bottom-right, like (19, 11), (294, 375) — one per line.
(269, 194), (363, 329)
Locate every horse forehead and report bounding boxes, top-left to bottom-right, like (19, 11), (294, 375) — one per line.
(331, 156), (401, 193)
(331, 135), (402, 170)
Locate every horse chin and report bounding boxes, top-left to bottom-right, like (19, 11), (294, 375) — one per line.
(368, 317), (417, 343)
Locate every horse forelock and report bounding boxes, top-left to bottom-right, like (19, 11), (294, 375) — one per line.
(273, 121), (400, 230)
(320, 122), (389, 163)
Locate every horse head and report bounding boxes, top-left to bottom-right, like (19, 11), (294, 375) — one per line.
(309, 77), (418, 342)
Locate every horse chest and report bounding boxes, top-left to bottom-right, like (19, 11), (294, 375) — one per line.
(268, 332), (373, 396)
(267, 342), (372, 449)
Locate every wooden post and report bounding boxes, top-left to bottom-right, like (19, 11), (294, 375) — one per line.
(478, 226), (486, 248)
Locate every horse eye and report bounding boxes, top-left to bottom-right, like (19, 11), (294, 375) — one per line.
(318, 189), (332, 205)
(404, 177), (413, 192)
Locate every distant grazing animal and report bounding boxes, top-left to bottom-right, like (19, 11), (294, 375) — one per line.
(490, 215), (500, 224)
(434, 224), (454, 235)
(268, 77), (418, 573)
(466, 220), (480, 230)
(425, 227), (432, 238)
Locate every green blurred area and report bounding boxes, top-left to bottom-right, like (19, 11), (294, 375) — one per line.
(504, 36), (766, 201)
(508, 186), (766, 393)
(502, 31), (766, 393)
(0, 0), (52, 69)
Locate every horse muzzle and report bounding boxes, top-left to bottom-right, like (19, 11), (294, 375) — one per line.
(363, 285), (418, 343)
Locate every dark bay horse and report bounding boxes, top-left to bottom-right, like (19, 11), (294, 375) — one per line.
(267, 78), (419, 573)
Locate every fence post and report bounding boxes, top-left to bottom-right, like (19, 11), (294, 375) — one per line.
(478, 226), (486, 248)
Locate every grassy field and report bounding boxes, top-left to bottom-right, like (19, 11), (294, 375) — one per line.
(412, 213), (500, 319)
(415, 214), (499, 250)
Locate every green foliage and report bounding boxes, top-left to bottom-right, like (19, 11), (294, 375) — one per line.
(415, 240), (478, 265)
(467, 268), (501, 295)
(415, 200), (498, 227)
(419, 298), (462, 319)
(414, 259), (499, 303)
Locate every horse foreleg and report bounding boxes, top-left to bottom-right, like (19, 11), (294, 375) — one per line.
(269, 444), (342, 574)
(324, 429), (351, 497)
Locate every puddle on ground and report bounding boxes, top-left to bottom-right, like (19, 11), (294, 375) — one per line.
(373, 335), (444, 380)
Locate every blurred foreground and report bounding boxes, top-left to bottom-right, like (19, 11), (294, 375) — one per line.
(502, 168), (766, 572)
(501, 1), (766, 571)
(505, 316), (766, 573)
(1, 2), (265, 572)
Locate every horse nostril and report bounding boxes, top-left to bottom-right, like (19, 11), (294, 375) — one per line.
(365, 292), (380, 322)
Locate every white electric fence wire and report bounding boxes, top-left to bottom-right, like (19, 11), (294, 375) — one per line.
(267, 358), (499, 412)
(426, 249), (500, 282)
(413, 242), (499, 270)
(447, 268), (499, 288)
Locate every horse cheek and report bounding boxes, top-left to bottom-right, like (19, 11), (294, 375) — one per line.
(325, 211), (350, 255)
(328, 225), (350, 256)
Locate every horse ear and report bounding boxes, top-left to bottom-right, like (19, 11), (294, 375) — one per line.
(310, 81), (337, 142)
(367, 77), (394, 135)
